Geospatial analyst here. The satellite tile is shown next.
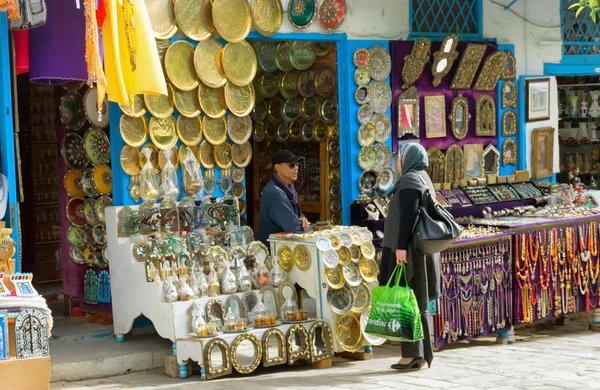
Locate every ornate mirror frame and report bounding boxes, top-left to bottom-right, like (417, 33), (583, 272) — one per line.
(426, 147), (446, 184)
(309, 321), (335, 363)
(15, 309), (49, 359)
(463, 144), (485, 179)
(483, 144), (500, 175)
(286, 324), (311, 365)
(474, 50), (508, 91)
(502, 138), (517, 166)
(242, 291), (259, 314)
(444, 145), (464, 183)
(532, 127), (555, 179)
(205, 298), (225, 327)
(475, 94), (497, 136)
(262, 328), (287, 367)
(449, 94), (470, 140)
(501, 81), (517, 109)
(397, 87), (420, 138)
(431, 33), (459, 87)
(402, 37), (431, 89)
(501, 50), (516, 80)
(451, 44), (486, 89)
(231, 333), (262, 375)
(225, 295), (246, 322)
(203, 338), (232, 380)
(502, 110), (517, 136)
(424, 95), (447, 139)
(278, 281), (298, 305)
(260, 285), (281, 319)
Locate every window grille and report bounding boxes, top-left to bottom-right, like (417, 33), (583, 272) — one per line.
(562, 0), (600, 56)
(410, 0), (482, 38)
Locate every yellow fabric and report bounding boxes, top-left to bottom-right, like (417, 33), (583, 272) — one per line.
(102, 0), (167, 105)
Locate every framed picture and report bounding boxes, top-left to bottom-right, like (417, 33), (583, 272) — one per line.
(526, 78), (551, 122)
(463, 144), (484, 179)
(532, 127), (555, 179)
(0, 309), (7, 360)
(424, 95), (447, 138)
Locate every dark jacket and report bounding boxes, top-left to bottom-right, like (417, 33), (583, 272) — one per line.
(256, 180), (305, 245)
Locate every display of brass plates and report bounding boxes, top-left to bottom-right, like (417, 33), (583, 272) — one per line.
(275, 41), (294, 72)
(325, 266), (344, 289)
(227, 114), (253, 144)
(174, 0), (214, 41)
(352, 283), (371, 313)
(316, 236), (332, 252)
(146, 0), (177, 38)
(360, 242), (376, 260)
(327, 284), (354, 315)
(84, 128), (111, 165)
(95, 196), (112, 224)
(92, 164), (112, 195)
(165, 40), (199, 91)
(358, 122), (375, 147)
(84, 88), (109, 129)
(203, 116), (227, 145)
(251, 0), (283, 37)
(366, 45), (392, 81)
(319, 0), (346, 31)
(119, 94), (146, 118)
(282, 99), (301, 123)
(342, 262), (362, 287)
(232, 142), (252, 168)
(59, 92), (86, 131)
(358, 146), (376, 170)
(83, 198), (99, 226)
(158, 146), (179, 170)
(323, 249), (339, 269)
(253, 121), (266, 142)
(301, 123), (314, 142)
(276, 122), (289, 142)
(214, 142), (233, 169)
(199, 84), (227, 118)
(320, 98), (338, 125)
(258, 43), (278, 73)
(170, 85), (201, 118)
(368, 80), (392, 114)
(354, 67), (370, 86)
(176, 116), (203, 146)
(313, 123), (328, 143)
(232, 182), (245, 198)
(64, 170), (85, 198)
(224, 83), (255, 117)
(212, 0), (252, 43)
(62, 133), (89, 170)
(357, 104), (373, 124)
(194, 39), (227, 88)
(293, 245), (311, 271)
(148, 116), (178, 150)
(288, 0), (318, 29)
(277, 245), (293, 271)
(337, 246), (351, 266)
(259, 72), (282, 98)
(355, 85), (370, 105)
(120, 114), (148, 147)
(93, 224), (107, 245)
(300, 97), (319, 121)
(280, 70), (300, 100)
(298, 69), (317, 98)
(66, 197), (86, 227)
(377, 166), (395, 192)
(232, 167), (245, 183)
(359, 257), (378, 283)
(291, 41), (316, 70)
(373, 142), (391, 169)
(198, 140), (216, 169)
(315, 65), (337, 97)
(372, 113), (391, 143)
(70, 244), (85, 265)
(222, 41), (257, 87)
(140, 144), (160, 173)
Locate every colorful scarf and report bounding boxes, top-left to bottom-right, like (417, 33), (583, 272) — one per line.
(272, 174), (301, 217)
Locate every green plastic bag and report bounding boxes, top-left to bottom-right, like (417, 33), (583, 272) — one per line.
(365, 265), (424, 342)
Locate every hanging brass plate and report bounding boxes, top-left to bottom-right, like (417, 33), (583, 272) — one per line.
(227, 114), (253, 144)
(315, 65), (337, 97)
(119, 94), (146, 118)
(297, 69), (317, 98)
(280, 70), (300, 100)
(194, 39), (227, 88)
(203, 116), (228, 145)
(224, 83), (256, 117)
(289, 121), (301, 141)
(174, 0), (214, 41)
(258, 43), (278, 73)
(313, 42), (333, 57)
(214, 142), (233, 169)
(320, 98), (338, 125)
(165, 40), (199, 91)
(176, 116), (203, 146)
(293, 245), (311, 271)
(267, 97), (284, 123)
(199, 84), (227, 118)
(232, 142), (253, 168)
(212, 0), (252, 43)
(145, 0), (178, 39)
(367, 44), (392, 81)
(251, 0), (283, 37)
(277, 245), (293, 271)
(275, 41), (294, 72)
(290, 41), (316, 70)
(120, 114), (147, 147)
(222, 41), (258, 87)
(170, 84), (201, 118)
(120, 145), (141, 176)
(144, 89), (174, 119)
(313, 122), (328, 142)
(259, 72), (281, 98)
(199, 140), (216, 169)
(149, 116), (178, 150)
(325, 266), (344, 289)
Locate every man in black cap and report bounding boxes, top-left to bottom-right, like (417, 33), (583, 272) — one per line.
(256, 149), (310, 245)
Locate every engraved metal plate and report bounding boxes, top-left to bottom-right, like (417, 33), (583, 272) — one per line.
(451, 44), (486, 90)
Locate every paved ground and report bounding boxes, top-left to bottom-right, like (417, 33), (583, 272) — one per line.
(51, 316), (600, 390)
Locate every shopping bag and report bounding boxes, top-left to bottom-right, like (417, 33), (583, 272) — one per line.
(364, 265), (424, 342)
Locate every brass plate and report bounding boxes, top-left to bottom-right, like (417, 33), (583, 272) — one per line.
(315, 65), (337, 97)
(359, 257), (378, 282)
(222, 41), (258, 87)
(199, 84), (227, 118)
(120, 145), (141, 176)
(165, 40), (199, 91)
(301, 97), (319, 121)
(360, 242), (375, 259)
(144, 90), (174, 119)
(358, 122), (376, 147)
(265, 122), (277, 141)
(170, 84), (201, 118)
(177, 116), (203, 146)
(225, 83), (256, 117)
(194, 39), (227, 88)
(293, 245), (311, 271)
(179, 145), (199, 165)
(232, 142), (252, 168)
(251, 0), (283, 37)
(367, 45), (391, 81)
(451, 43), (486, 90)
(354, 67), (370, 86)
(149, 116), (178, 150)
(277, 245), (293, 271)
(203, 116), (228, 145)
(214, 142), (233, 169)
(120, 115), (147, 147)
(298, 69), (317, 98)
(337, 246), (351, 266)
(253, 121), (266, 142)
(212, 0), (252, 43)
(282, 99), (301, 123)
(158, 146), (179, 171)
(232, 182), (245, 198)
(325, 266), (344, 289)
(276, 122), (289, 142)
(174, 0), (214, 41)
(351, 283), (371, 313)
(280, 70), (300, 100)
(260, 72), (282, 98)
(289, 122), (301, 141)
(258, 43), (278, 73)
(251, 100), (267, 122)
(267, 97), (284, 123)
(199, 140), (216, 168)
(291, 41), (316, 70)
(145, 0), (178, 39)
(119, 94), (146, 118)
(328, 124), (339, 140)
(474, 50), (507, 92)
(300, 122), (314, 142)
(313, 122), (328, 143)
(320, 98), (338, 125)
(275, 41), (294, 72)
(329, 168), (340, 182)
(232, 167), (245, 183)
(227, 114), (253, 144)
(140, 144), (160, 173)
(313, 42), (333, 57)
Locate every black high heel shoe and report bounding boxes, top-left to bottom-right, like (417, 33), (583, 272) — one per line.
(390, 357), (424, 371)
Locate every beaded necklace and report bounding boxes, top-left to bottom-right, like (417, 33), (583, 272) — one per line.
(528, 233), (539, 279)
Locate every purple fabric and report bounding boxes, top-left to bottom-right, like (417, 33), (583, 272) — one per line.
(272, 174), (301, 217)
(390, 40), (499, 153)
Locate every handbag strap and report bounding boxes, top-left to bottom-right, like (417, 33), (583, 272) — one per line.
(413, 171), (439, 207)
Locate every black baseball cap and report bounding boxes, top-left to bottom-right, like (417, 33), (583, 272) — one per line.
(272, 150), (304, 165)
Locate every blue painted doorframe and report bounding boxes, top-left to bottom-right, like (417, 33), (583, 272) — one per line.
(0, 14), (21, 267)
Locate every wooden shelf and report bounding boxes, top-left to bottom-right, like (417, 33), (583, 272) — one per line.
(558, 83), (600, 88)
(36, 240), (62, 246)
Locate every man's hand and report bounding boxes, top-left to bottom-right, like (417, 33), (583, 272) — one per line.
(396, 249), (407, 266)
(299, 217), (310, 231)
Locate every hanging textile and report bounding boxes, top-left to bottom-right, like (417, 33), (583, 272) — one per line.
(102, 0), (166, 105)
(13, 30), (29, 75)
(84, 0), (107, 118)
(0, 0), (20, 19)
(9, 0), (46, 30)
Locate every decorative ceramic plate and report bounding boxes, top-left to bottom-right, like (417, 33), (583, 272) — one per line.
(171, 85), (201, 118)
(293, 245), (311, 271)
(288, 0), (318, 29)
(354, 67), (371, 86)
(227, 114), (253, 144)
(84, 198), (99, 226)
(352, 283), (371, 313)
(203, 116), (227, 145)
(83, 128), (111, 165)
(277, 245), (293, 272)
(83, 245), (96, 267)
(355, 85), (370, 105)
(357, 104), (373, 124)
(149, 116), (178, 150)
(120, 114), (148, 147)
(325, 266), (344, 289)
(95, 196), (112, 224)
(340, 232), (353, 248)
(176, 116), (203, 146)
(337, 246), (351, 266)
(67, 225), (86, 245)
(353, 48), (369, 68)
(119, 94), (147, 118)
(358, 146), (376, 170)
(92, 224), (107, 245)
(61, 133), (89, 170)
(323, 249), (339, 269)
(366, 45), (392, 81)
(144, 90), (174, 119)
(81, 168), (99, 198)
(358, 122), (376, 147)
(92, 164), (112, 195)
(59, 92), (86, 131)
(373, 113), (391, 143)
(368, 80), (392, 114)
(84, 88), (109, 128)
(330, 235), (342, 251)
(70, 244), (86, 265)
(359, 257), (378, 282)
(316, 236), (332, 252)
(66, 197), (86, 227)
(319, 0), (346, 31)
(232, 142), (252, 168)
(343, 262), (362, 287)
(327, 284), (354, 315)
(377, 167), (395, 192)
(373, 142), (391, 170)
(232, 167), (245, 183)
(63, 170), (85, 198)
(214, 142), (233, 169)
(360, 242), (376, 260)
(361, 229), (374, 243)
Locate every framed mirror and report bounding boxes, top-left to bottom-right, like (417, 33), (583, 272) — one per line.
(502, 110), (517, 136)
(451, 43), (486, 89)
(278, 281), (298, 305)
(424, 95), (447, 139)
(262, 328), (287, 367)
(402, 37), (431, 89)
(309, 321), (334, 363)
(463, 144), (484, 179)
(475, 94), (496, 136)
(501, 81), (517, 109)
(248, 241), (269, 264)
(431, 33), (459, 87)
(231, 333), (262, 375)
(449, 94), (470, 140)
(260, 285), (280, 320)
(426, 147), (445, 184)
(397, 87), (420, 138)
(205, 299), (225, 328)
(474, 50), (507, 91)
(286, 324), (311, 365)
(242, 291), (259, 314)
(203, 338), (232, 380)
(444, 145), (464, 183)
(502, 138), (517, 166)
(225, 295), (246, 322)
(501, 50), (516, 80)
(483, 144), (500, 176)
